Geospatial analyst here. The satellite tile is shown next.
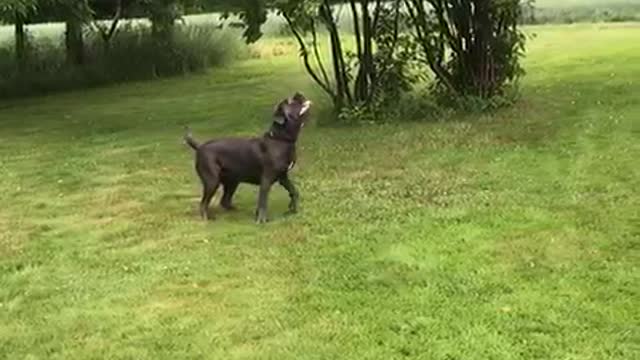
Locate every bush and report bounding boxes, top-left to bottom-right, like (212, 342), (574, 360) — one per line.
(0, 22), (246, 98)
(407, 0), (527, 100)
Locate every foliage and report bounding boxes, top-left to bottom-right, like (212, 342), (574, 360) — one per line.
(405, 0), (527, 101)
(274, 0), (528, 117)
(0, 22), (244, 97)
(91, 0), (125, 51)
(144, 0), (181, 40)
(0, 0), (268, 71)
(0, 0), (271, 96)
(4, 0), (531, 109)
(0, 0), (38, 20)
(0, 0), (39, 65)
(277, 0), (417, 119)
(63, 0), (93, 65)
(233, 0), (268, 43)
(366, 4), (422, 113)
(185, 0), (269, 43)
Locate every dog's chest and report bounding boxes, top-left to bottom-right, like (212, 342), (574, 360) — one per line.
(285, 147), (297, 171)
(274, 145), (297, 172)
(263, 138), (297, 173)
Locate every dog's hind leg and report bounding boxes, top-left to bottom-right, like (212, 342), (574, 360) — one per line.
(220, 181), (239, 211)
(197, 160), (220, 221)
(278, 174), (299, 215)
(200, 181), (219, 220)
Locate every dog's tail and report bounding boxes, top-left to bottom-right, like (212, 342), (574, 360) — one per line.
(184, 126), (200, 151)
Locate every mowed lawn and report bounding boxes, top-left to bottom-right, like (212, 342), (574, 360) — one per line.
(1, 23), (639, 359)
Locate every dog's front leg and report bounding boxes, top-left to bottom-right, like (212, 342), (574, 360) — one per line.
(255, 177), (273, 224)
(278, 175), (299, 215)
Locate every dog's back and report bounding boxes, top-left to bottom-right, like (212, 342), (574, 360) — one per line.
(193, 137), (265, 185)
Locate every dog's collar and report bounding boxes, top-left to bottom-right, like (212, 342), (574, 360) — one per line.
(266, 130), (296, 143)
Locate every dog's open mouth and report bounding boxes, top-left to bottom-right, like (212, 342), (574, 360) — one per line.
(300, 100), (312, 115)
(300, 100), (312, 126)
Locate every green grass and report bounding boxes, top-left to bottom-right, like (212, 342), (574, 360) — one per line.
(1, 22), (639, 359)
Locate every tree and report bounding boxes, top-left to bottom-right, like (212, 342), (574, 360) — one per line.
(63, 0), (93, 65)
(144, 0), (180, 42)
(234, 0), (267, 43)
(404, 0), (527, 99)
(0, 0), (39, 69)
(30, 0), (94, 65)
(276, 0), (410, 114)
(90, 0), (125, 52)
(89, 0), (147, 53)
(187, 0), (268, 43)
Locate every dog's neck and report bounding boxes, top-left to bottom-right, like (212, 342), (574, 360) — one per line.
(265, 120), (302, 144)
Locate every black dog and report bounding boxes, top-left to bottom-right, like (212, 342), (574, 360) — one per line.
(184, 93), (312, 223)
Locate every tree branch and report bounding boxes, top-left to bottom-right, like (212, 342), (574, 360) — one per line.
(320, 0), (353, 105)
(92, 0), (122, 43)
(405, 0), (458, 95)
(367, 0), (401, 102)
(309, 17), (330, 88)
(283, 11), (336, 100)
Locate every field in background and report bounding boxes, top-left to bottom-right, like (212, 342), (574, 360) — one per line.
(1, 22), (638, 359)
(532, 0), (640, 23)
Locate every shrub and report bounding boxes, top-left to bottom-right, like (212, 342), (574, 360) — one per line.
(0, 22), (246, 98)
(406, 0), (527, 101)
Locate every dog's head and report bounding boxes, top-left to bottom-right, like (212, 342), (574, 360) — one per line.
(272, 92), (312, 128)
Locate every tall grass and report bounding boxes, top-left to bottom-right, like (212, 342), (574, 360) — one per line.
(0, 23), (247, 98)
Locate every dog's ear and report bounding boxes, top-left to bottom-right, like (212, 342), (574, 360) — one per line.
(272, 99), (287, 125)
(273, 99), (285, 116)
(273, 115), (286, 125)
(292, 92), (306, 104)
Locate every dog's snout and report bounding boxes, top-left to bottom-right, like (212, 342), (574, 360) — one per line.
(300, 100), (312, 117)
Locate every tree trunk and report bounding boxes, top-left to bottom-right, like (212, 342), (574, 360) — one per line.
(150, 0), (176, 45)
(359, 0), (374, 103)
(149, 0), (178, 76)
(95, 0), (122, 54)
(350, 0), (367, 102)
(328, 29), (346, 110)
(151, 19), (174, 44)
(321, 1), (351, 110)
(65, 18), (84, 65)
(15, 13), (26, 70)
